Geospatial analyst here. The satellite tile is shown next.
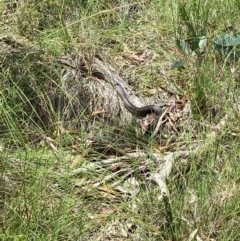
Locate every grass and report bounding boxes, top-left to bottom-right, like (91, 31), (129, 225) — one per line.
(1, 0), (240, 240)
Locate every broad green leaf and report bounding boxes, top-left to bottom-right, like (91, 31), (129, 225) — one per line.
(171, 60), (186, 70)
(213, 33), (240, 47)
(213, 33), (240, 61)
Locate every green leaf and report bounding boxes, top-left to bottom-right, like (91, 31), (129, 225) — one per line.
(213, 33), (240, 61)
(177, 36), (207, 56)
(199, 36), (207, 52)
(171, 60), (186, 70)
(180, 40), (190, 55)
(213, 33), (240, 47)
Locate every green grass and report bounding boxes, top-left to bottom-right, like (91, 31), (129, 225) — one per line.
(1, 0), (240, 240)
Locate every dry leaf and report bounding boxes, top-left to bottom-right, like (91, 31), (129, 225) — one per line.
(91, 109), (108, 116)
(71, 155), (84, 167)
(129, 54), (145, 62)
(98, 185), (118, 196)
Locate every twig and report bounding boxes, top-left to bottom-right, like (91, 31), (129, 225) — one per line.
(151, 107), (168, 138)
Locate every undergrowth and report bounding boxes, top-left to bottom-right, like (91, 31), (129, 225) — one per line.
(0, 0), (240, 240)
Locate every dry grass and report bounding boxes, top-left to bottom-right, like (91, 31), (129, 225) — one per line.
(0, 0), (240, 240)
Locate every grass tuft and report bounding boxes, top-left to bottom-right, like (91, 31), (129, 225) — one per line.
(0, 0), (240, 240)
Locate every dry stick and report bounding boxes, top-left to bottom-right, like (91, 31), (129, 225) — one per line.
(151, 107), (169, 138)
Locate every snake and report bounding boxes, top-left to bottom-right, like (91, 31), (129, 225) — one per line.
(114, 83), (162, 118)
(91, 71), (162, 119)
(57, 58), (162, 134)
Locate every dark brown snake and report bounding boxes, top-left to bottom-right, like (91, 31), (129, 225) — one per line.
(114, 83), (162, 118)
(56, 59), (162, 122)
(92, 71), (162, 119)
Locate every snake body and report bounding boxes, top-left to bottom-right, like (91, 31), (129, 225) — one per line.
(114, 83), (162, 118)
(91, 71), (162, 119)
(57, 58), (162, 133)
